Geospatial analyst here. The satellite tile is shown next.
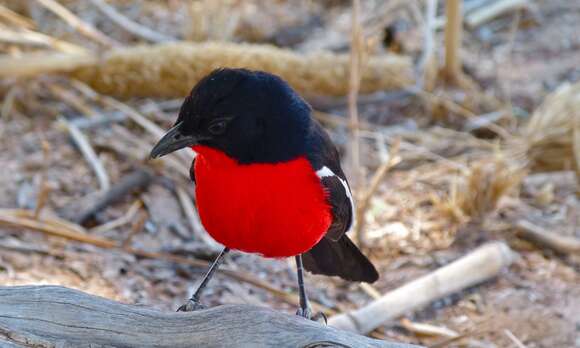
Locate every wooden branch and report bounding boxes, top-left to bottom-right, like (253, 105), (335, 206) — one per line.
(329, 242), (517, 334)
(516, 219), (580, 255)
(0, 286), (419, 348)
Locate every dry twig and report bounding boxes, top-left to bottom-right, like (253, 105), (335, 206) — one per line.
(443, 0), (462, 83)
(355, 140), (401, 246)
(399, 319), (458, 338)
(466, 0), (531, 28)
(0, 27), (87, 53)
(74, 168), (153, 225)
(59, 117), (111, 192)
(347, 0), (363, 189)
(34, 0), (119, 47)
(329, 242), (517, 334)
(516, 220), (580, 255)
(88, 0), (175, 43)
(503, 329), (528, 348)
(0, 4), (35, 29)
(90, 199), (142, 234)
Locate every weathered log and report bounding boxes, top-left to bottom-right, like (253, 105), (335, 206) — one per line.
(0, 285), (420, 348)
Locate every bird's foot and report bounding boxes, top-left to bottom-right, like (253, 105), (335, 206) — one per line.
(177, 299), (206, 312)
(296, 307), (327, 325)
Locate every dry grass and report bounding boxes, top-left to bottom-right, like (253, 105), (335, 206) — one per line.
(511, 82), (580, 175)
(434, 156), (526, 223)
(0, 41), (413, 98)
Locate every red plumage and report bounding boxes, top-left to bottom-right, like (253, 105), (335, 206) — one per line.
(192, 145), (332, 258)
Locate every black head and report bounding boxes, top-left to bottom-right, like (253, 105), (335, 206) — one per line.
(150, 68), (314, 164)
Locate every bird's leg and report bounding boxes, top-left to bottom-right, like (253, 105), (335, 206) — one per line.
(294, 254), (327, 324)
(294, 254), (312, 319)
(177, 247), (230, 312)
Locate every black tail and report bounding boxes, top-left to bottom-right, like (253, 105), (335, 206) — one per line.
(302, 235), (379, 283)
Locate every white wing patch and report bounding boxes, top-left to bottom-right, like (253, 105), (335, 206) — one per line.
(316, 166), (355, 231)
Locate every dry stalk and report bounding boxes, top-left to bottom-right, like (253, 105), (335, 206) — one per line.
(0, 42), (413, 98)
(418, 0), (438, 91)
(122, 206), (148, 248)
(0, 4), (35, 29)
(58, 117), (111, 192)
(1, 85), (18, 121)
(466, 0), (531, 28)
(88, 0), (175, 43)
(67, 79), (194, 167)
(503, 329), (528, 348)
(34, 0), (119, 48)
(443, 0), (462, 84)
(34, 140), (52, 219)
(90, 200), (142, 235)
(348, 0), (363, 190)
(0, 26), (87, 53)
(516, 220), (580, 255)
(399, 318), (458, 338)
(48, 83), (98, 116)
(355, 139), (401, 246)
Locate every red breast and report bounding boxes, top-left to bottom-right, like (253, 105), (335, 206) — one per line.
(192, 145), (332, 258)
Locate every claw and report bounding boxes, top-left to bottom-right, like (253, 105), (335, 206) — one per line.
(311, 311), (327, 325)
(177, 299), (206, 312)
(296, 306), (312, 319)
(296, 307), (327, 324)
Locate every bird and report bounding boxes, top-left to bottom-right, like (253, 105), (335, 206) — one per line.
(150, 68), (378, 319)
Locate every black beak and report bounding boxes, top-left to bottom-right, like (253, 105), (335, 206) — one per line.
(150, 122), (201, 159)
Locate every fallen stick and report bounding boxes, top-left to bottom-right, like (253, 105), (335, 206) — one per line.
(0, 42), (413, 98)
(59, 118), (111, 192)
(74, 168), (154, 225)
(0, 286), (417, 348)
(89, 199), (142, 234)
(328, 242), (517, 334)
(516, 219), (580, 255)
(399, 318), (458, 338)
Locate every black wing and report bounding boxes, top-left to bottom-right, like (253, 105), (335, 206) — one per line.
(304, 121), (378, 283)
(306, 121), (353, 241)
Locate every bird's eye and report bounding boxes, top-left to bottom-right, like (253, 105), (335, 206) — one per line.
(208, 120), (227, 135)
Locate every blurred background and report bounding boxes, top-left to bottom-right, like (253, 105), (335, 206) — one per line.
(0, 0), (578, 347)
